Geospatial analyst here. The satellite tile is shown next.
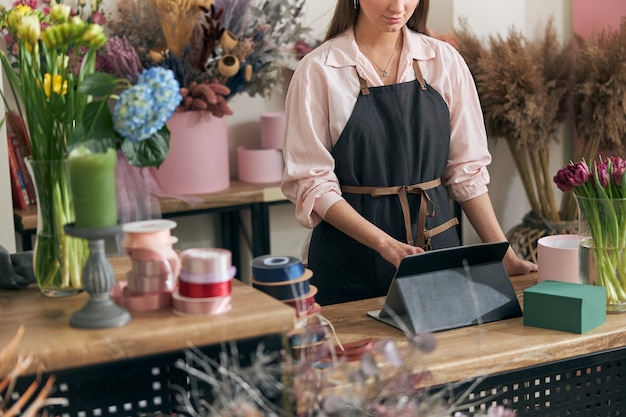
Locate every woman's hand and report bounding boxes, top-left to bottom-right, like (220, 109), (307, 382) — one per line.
(377, 239), (425, 269)
(503, 247), (537, 276)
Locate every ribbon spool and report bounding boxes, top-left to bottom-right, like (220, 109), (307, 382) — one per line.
(111, 282), (173, 312)
(180, 248), (235, 283)
(172, 291), (232, 316)
(251, 255), (305, 283)
(251, 268), (312, 301)
(283, 285), (318, 316)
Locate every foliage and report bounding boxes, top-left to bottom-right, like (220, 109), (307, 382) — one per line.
(174, 312), (517, 417)
(100, 0), (310, 117)
(0, 0), (181, 168)
(554, 156), (626, 305)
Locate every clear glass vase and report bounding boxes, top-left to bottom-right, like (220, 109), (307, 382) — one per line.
(576, 194), (626, 313)
(27, 158), (88, 296)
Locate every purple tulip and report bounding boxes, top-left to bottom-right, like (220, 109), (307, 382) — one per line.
(595, 161), (610, 188)
(553, 161), (591, 192)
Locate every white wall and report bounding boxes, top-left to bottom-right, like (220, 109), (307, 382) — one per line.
(0, 63), (12, 251)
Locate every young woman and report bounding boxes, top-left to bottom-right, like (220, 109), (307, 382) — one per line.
(281, 0), (536, 305)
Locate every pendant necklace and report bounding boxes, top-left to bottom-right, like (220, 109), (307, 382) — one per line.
(356, 34), (401, 79)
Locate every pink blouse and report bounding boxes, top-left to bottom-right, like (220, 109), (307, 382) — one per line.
(281, 27), (491, 229)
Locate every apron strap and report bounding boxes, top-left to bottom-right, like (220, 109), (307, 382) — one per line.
(358, 75), (370, 96)
(341, 178), (457, 249)
(413, 60), (427, 91)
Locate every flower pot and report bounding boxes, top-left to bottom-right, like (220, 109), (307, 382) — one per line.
(27, 159), (88, 296)
(150, 111), (230, 195)
(576, 195), (626, 313)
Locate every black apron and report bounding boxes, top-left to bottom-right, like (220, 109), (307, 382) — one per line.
(308, 60), (460, 305)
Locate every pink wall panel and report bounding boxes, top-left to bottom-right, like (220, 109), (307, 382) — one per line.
(572, 0), (626, 38)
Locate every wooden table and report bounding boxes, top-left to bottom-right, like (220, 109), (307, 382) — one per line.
(321, 273), (626, 415)
(1, 257), (295, 415)
(13, 180), (291, 274)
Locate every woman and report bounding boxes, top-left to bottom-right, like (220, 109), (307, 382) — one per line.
(281, 0), (536, 306)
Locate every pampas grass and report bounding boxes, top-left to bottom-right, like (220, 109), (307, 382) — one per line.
(453, 19), (573, 222)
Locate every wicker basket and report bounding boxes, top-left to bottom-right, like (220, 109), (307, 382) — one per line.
(507, 211), (579, 263)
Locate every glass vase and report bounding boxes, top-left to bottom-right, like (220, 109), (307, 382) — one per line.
(27, 158), (88, 296)
(575, 194), (626, 313)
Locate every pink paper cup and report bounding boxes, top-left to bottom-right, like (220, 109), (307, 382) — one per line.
(537, 234), (580, 284)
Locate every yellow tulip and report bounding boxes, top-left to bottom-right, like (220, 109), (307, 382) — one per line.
(16, 13), (40, 45)
(48, 3), (71, 23)
(43, 73), (68, 98)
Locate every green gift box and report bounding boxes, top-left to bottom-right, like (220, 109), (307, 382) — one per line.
(523, 280), (606, 334)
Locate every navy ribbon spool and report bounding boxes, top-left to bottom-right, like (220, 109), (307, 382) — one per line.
(251, 255), (305, 283)
(251, 269), (312, 300)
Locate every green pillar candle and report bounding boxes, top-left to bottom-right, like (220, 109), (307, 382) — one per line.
(67, 147), (118, 228)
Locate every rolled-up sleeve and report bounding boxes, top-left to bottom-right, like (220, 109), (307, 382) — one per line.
(429, 42), (492, 203)
(281, 48), (345, 229)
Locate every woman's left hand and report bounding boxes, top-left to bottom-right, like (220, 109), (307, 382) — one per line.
(503, 248), (537, 276)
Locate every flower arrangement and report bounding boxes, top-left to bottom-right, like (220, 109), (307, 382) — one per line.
(100, 0), (310, 117)
(0, 0), (180, 292)
(553, 156), (626, 309)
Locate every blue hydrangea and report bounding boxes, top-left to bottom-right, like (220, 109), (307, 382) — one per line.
(113, 67), (181, 142)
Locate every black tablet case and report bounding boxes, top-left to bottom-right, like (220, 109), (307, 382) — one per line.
(367, 242), (522, 334)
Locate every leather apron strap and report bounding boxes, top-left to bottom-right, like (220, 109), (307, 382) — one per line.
(342, 178), (458, 249)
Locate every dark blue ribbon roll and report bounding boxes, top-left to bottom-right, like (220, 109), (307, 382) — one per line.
(251, 255), (305, 283)
(251, 268), (312, 301)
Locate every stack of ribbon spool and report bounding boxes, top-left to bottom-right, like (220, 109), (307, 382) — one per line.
(250, 255), (319, 317)
(172, 248), (236, 316)
(112, 219), (180, 311)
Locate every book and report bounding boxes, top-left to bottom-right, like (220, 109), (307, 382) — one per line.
(6, 135), (27, 210)
(9, 134), (36, 204)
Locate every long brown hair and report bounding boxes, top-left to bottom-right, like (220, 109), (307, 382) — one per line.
(324, 0), (430, 41)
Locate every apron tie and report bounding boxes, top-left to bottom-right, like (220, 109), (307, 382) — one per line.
(342, 178), (458, 249)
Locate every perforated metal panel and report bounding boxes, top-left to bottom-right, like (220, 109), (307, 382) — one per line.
(11, 335), (283, 417)
(441, 347), (625, 416)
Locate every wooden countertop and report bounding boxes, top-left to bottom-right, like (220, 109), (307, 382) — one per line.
(321, 273), (626, 386)
(0, 257), (296, 376)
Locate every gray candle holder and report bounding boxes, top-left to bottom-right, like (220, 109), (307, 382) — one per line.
(64, 223), (132, 329)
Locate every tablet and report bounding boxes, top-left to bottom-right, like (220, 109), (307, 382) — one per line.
(367, 242), (522, 334)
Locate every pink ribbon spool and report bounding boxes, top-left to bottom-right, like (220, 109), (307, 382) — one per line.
(126, 271), (175, 294)
(172, 290), (232, 316)
(122, 220), (182, 280)
(111, 282), (173, 311)
(180, 248), (235, 282)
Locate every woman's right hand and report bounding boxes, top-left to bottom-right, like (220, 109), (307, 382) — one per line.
(324, 200), (424, 269)
(376, 238), (425, 269)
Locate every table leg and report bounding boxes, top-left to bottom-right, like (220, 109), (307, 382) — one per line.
(220, 211), (241, 279)
(251, 203), (270, 257)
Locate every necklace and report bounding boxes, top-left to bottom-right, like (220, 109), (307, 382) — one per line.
(356, 34), (401, 79)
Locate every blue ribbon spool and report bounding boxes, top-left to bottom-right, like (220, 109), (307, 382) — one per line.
(251, 255), (305, 283)
(251, 268), (312, 301)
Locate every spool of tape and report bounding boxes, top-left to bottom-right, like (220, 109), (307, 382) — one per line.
(180, 248), (234, 282)
(126, 271), (175, 294)
(121, 219), (178, 248)
(283, 285), (318, 315)
(178, 280), (232, 298)
(172, 291), (232, 316)
(251, 255), (305, 283)
(111, 281), (173, 311)
(251, 268), (312, 300)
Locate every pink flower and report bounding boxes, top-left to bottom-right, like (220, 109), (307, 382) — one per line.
(606, 156), (626, 185)
(90, 11), (106, 25)
(594, 161), (610, 188)
(553, 161), (591, 192)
